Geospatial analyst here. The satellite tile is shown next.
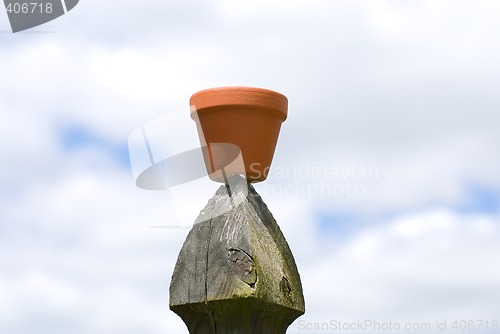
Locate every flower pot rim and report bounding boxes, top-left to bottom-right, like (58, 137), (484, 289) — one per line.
(190, 86), (288, 121)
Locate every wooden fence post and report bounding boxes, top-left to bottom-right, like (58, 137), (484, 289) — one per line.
(170, 175), (305, 333)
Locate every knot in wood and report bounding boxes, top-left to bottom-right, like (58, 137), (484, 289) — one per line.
(227, 248), (257, 287)
(280, 276), (292, 298)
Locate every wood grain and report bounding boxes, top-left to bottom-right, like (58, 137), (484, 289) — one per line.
(170, 175), (304, 333)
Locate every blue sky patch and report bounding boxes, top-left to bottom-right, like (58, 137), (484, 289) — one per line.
(58, 124), (130, 169)
(460, 182), (500, 214)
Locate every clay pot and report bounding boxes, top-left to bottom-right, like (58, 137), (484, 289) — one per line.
(190, 86), (288, 183)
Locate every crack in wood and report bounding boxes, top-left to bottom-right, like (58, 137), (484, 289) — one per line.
(205, 219), (217, 333)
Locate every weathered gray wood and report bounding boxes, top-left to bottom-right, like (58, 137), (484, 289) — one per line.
(170, 175), (305, 333)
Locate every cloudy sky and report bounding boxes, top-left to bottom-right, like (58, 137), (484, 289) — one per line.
(1, 1), (500, 333)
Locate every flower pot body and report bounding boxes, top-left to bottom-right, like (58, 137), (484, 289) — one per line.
(190, 87), (287, 183)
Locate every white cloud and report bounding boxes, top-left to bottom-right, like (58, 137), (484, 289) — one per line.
(291, 210), (500, 332)
(0, 148), (189, 333)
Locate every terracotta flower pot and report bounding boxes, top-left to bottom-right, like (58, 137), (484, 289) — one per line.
(190, 86), (288, 183)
